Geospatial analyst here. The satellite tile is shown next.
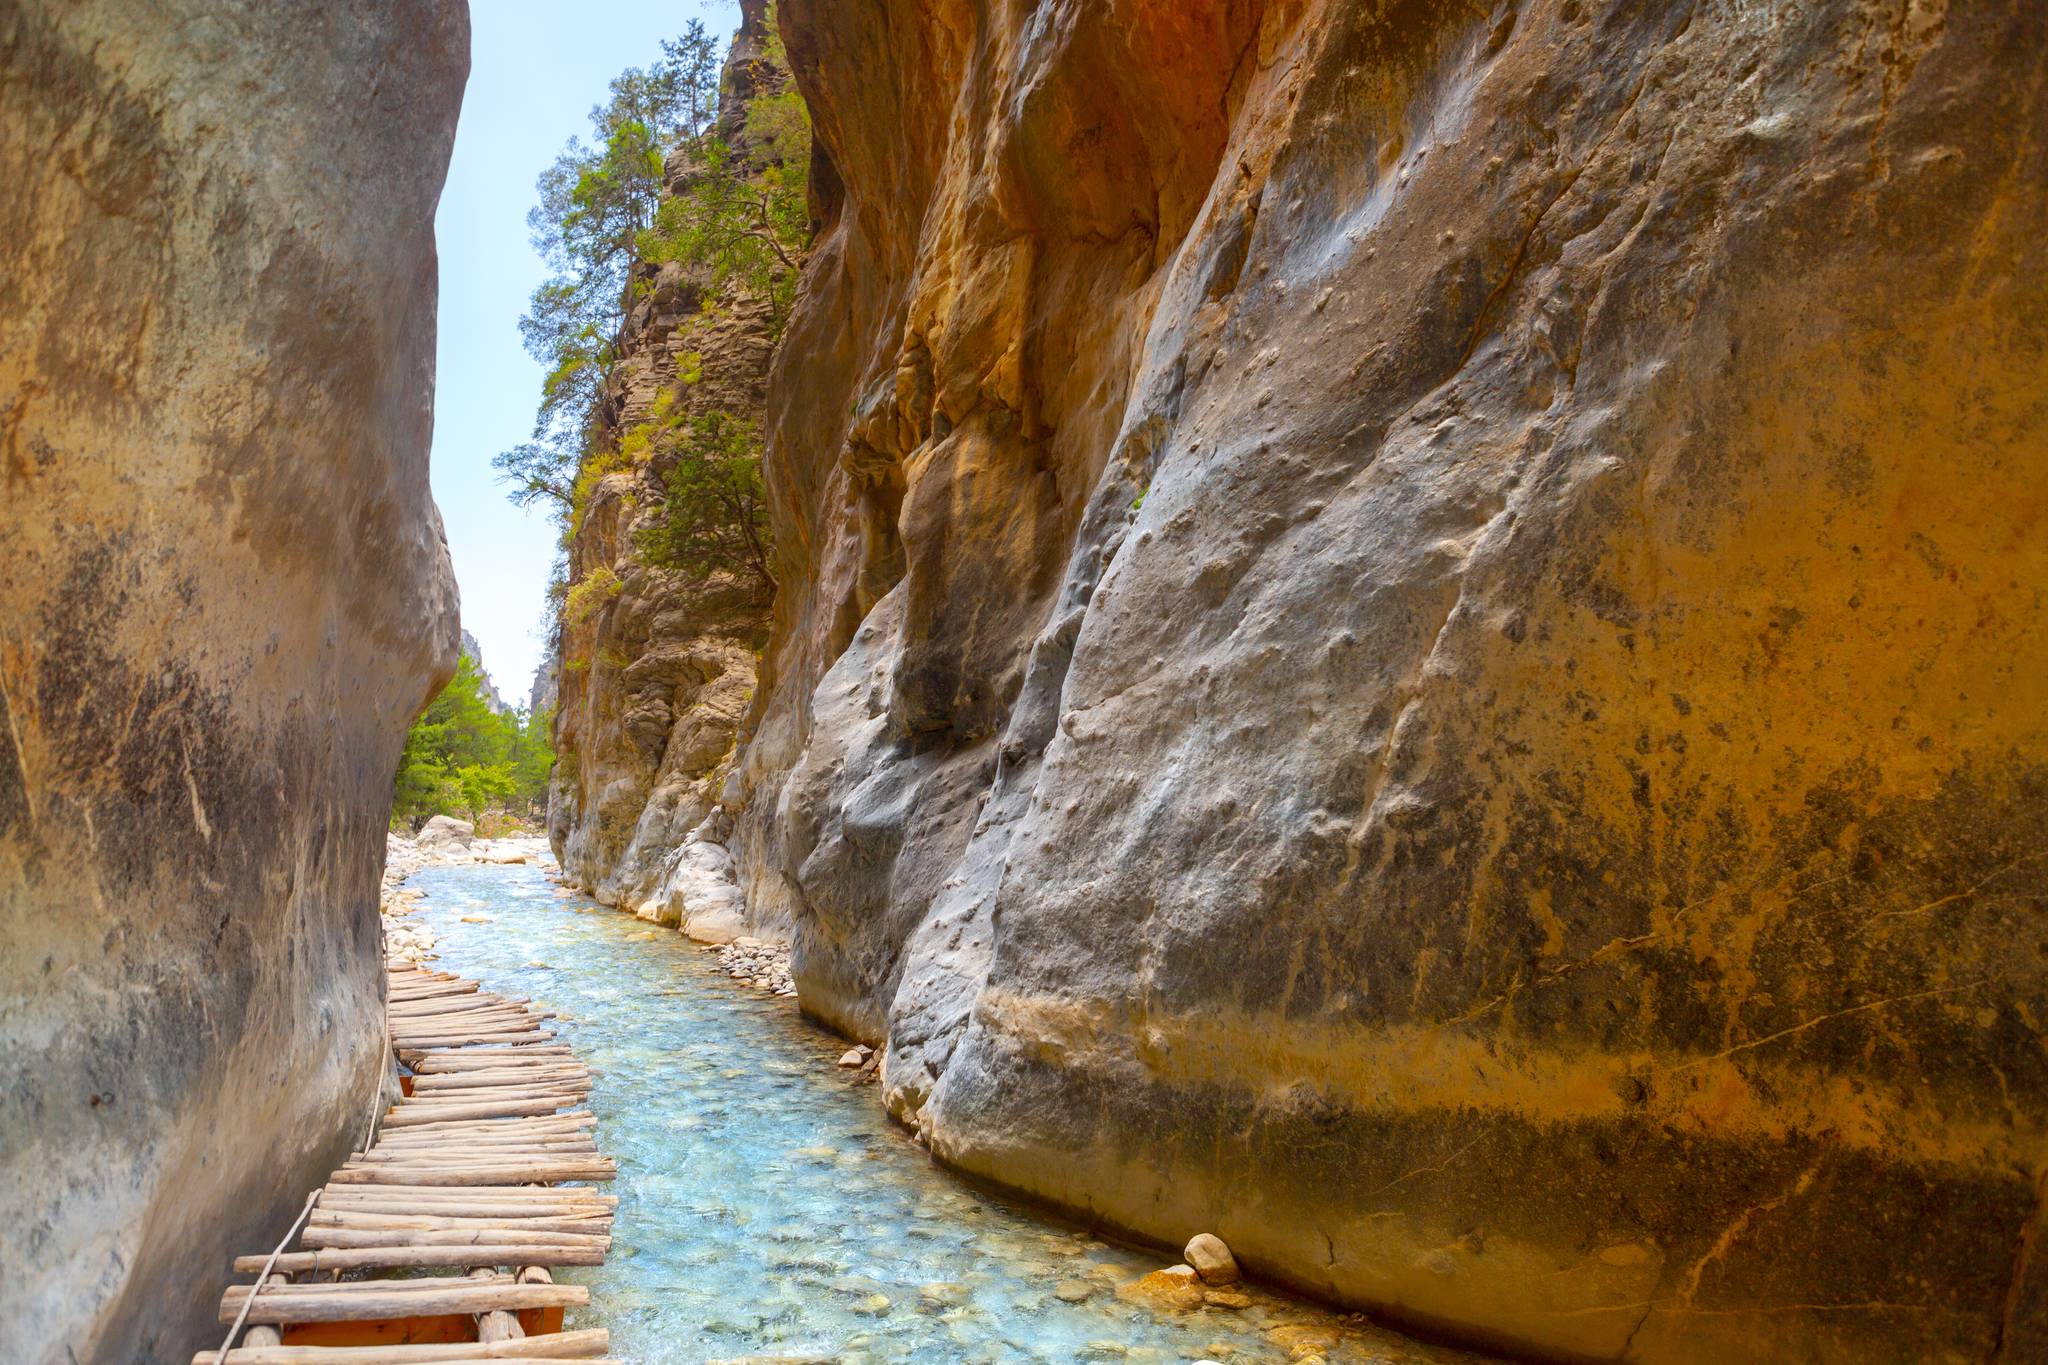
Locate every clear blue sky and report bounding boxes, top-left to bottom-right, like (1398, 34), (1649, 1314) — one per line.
(430, 0), (738, 707)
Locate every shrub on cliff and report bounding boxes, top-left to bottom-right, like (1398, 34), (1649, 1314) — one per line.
(634, 408), (774, 595)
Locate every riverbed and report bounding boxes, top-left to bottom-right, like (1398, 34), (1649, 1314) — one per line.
(403, 861), (1483, 1365)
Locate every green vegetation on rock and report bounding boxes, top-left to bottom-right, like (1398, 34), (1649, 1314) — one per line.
(634, 408), (773, 594)
(493, 22), (725, 521)
(392, 654), (554, 828)
(495, 12), (807, 614)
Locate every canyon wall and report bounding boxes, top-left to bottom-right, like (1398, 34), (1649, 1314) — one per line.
(733, 1), (2048, 1360)
(547, 2), (782, 938)
(0, 2), (465, 1358)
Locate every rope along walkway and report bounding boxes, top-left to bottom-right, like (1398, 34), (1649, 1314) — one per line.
(195, 960), (618, 1363)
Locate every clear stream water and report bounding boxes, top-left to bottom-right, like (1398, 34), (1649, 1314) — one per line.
(404, 862), (1484, 1365)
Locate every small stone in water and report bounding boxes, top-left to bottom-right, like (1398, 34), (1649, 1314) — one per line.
(1054, 1278), (1096, 1303)
(837, 1049), (865, 1068)
(1203, 1289), (1252, 1310)
(852, 1292), (892, 1316)
(459, 913), (491, 923)
(918, 1281), (969, 1310)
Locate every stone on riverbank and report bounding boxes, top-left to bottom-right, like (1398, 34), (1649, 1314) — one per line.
(1184, 1233), (1238, 1286)
(1117, 1265), (1204, 1314)
(416, 814), (475, 848)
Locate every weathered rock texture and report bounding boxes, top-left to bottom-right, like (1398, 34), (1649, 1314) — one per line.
(0, 3), (465, 1359)
(461, 629), (513, 714)
(735, 1), (2048, 1360)
(548, 4), (783, 932)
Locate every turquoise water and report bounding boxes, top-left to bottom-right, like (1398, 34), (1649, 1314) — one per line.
(404, 863), (1482, 1365)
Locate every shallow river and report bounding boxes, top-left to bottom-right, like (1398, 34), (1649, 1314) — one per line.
(405, 862), (1481, 1365)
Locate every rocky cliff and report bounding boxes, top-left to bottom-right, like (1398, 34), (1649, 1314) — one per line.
(731, 1), (2048, 1360)
(0, 2), (464, 1358)
(461, 629), (514, 714)
(545, 3), (784, 938)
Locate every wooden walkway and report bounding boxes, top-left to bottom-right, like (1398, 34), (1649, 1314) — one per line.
(196, 961), (618, 1363)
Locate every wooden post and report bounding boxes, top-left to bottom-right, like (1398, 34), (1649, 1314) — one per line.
(242, 1272), (288, 1347)
(472, 1266), (523, 1344)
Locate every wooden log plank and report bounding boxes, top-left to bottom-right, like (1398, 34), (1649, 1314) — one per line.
(391, 1031), (556, 1048)
(309, 1211), (610, 1228)
(315, 1188), (613, 1206)
(309, 1205), (612, 1224)
(386, 1094), (594, 1113)
(368, 1110), (596, 1129)
(218, 1281), (586, 1325)
(390, 1014), (550, 1034)
(410, 1073), (590, 1092)
(336, 1158), (618, 1179)
(231, 1244), (605, 1273)
(392, 1084), (588, 1106)
(400, 1077), (592, 1096)
(190, 1329), (612, 1361)
(357, 1141), (600, 1160)
(302, 1224), (609, 1246)
(319, 1179), (609, 1201)
(381, 1098), (582, 1127)
(386, 984), (482, 1002)
(348, 1150), (601, 1167)
(389, 996), (518, 1013)
(371, 1124), (599, 1141)
(390, 1020), (553, 1035)
(313, 1196), (612, 1215)
(388, 993), (534, 1009)
(305, 1221), (609, 1241)
(388, 1005), (547, 1025)
(385, 1096), (585, 1113)
(408, 1050), (578, 1071)
(384, 1094), (587, 1118)
(348, 1129), (598, 1154)
(327, 1162), (615, 1185)
(366, 1113), (598, 1129)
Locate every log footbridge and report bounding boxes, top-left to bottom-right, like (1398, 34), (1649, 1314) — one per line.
(197, 960), (618, 1363)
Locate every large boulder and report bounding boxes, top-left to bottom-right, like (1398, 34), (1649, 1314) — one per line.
(0, 2), (465, 1358)
(736, 1), (2048, 1360)
(416, 813), (476, 848)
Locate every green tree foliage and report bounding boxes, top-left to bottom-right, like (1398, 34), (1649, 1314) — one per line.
(634, 408), (773, 594)
(638, 33), (812, 332)
(498, 14), (809, 618)
(392, 654), (555, 827)
(494, 23), (724, 518)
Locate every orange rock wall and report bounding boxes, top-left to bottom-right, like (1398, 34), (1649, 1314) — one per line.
(735, 1), (2048, 1359)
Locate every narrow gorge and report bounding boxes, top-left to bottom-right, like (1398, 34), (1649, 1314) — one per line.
(6, 1), (2046, 1362)
(547, 1), (2048, 1361)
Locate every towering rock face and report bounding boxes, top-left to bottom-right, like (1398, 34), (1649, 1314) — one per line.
(547, 3), (783, 927)
(460, 629), (514, 714)
(0, 3), (465, 1358)
(736, 1), (2048, 1360)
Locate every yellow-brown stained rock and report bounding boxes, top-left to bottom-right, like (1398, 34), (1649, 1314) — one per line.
(734, 0), (2048, 1360)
